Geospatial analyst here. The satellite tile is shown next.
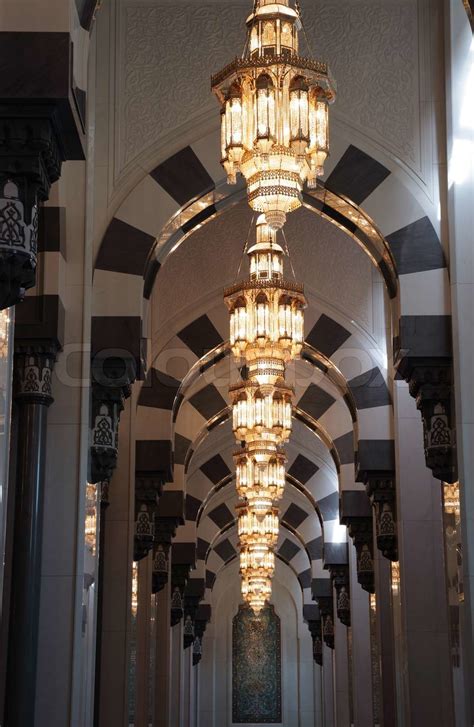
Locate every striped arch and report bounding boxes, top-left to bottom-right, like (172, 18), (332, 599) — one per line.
(92, 133), (450, 381)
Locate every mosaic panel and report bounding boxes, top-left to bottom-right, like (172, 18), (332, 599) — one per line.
(232, 605), (282, 723)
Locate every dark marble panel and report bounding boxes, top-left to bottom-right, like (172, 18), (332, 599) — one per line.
(278, 538), (300, 562)
(200, 454), (231, 484)
(172, 542), (196, 567)
(185, 578), (206, 599)
(317, 492), (339, 521)
(348, 367), (391, 409)
(334, 431), (355, 465)
(357, 440), (395, 474)
(307, 537), (323, 560)
(288, 454), (319, 484)
(312, 578), (332, 600)
(38, 207), (66, 255)
(206, 570), (216, 589)
(177, 314), (223, 358)
(95, 217), (155, 275)
(214, 538), (237, 563)
(281, 503), (308, 529)
(150, 147), (214, 206)
(303, 604), (320, 622)
(156, 491), (184, 520)
(340, 491), (372, 521)
(185, 495), (201, 522)
(135, 440), (172, 481)
(138, 368), (181, 410)
(208, 503), (234, 529)
(386, 217), (445, 275)
(298, 383), (336, 420)
(323, 542), (348, 566)
(189, 384), (227, 420)
(396, 315), (452, 362)
(306, 314), (352, 358)
(174, 433), (192, 465)
(298, 569), (312, 589)
(15, 294), (65, 349)
(325, 145), (391, 204)
(197, 538), (210, 560)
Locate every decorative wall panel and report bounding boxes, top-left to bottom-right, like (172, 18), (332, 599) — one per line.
(232, 605), (282, 724)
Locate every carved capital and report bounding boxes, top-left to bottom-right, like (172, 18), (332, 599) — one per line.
(192, 635), (203, 666)
(307, 619), (323, 666)
(329, 565), (351, 627)
(316, 596), (334, 650)
(364, 475), (398, 562)
(407, 364), (457, 483)
(13, 344), (58, 406)
(0, 115), (64, 309)
(346, 517), (375, 594)
(152, 516), (181, 594)
(89, 382), (126, 484)
(170, 564), (190, 627)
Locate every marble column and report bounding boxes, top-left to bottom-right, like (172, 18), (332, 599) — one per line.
(154, 572), (172, 727)
(322, 642), (335, 727)
(349, 542), (374, 726)
(170, 621), (185, 727)
(93, 482), (111, 727)
(5, 345), (58, 726)
(135, 553), (153, 727)
(333, 586), (351, 727)
(393, 379), (455, 726)
(373, 541), (397, 727)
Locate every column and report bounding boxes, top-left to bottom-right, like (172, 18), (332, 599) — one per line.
(5, 345), (57, 726)
(333, 588), (351, 727)
(373, 543), (397, 727)
(135, 553), (152, 727)
(154, 574), (172, 727)
(170, 621), (185, 727)
(322, 642), (335, 727)
(349, 542), (374, 726)
(393, 379), (455, 726)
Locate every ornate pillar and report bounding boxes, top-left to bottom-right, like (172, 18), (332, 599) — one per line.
(90, 353), (135, 727)
(313, 579), (335, 651)
(5, 342), (58, 726)
(183, 580), (205, 650)
(192, 605), (211, 667)
(341, 491), (375, 594)
(325, 543), (351, 627)
(304, 605), (323, 666)
(152, 492), (184, 596)
(0, 115), (64, 309)
(170, 543), (196, 628)
(154, 566), (172, 727)
(348, 541), (374, 727)
(134, 440), (172, 563)
(396, 329), (457, 484)
(357, 441), (398, 562)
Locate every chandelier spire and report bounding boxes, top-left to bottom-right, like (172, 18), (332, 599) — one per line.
(224, 216), (306, 614)
(212, 0), (336, 230)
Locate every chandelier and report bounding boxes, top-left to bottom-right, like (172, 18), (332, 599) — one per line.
(212, 0), (336, 230)
(226, 215), (305, 614)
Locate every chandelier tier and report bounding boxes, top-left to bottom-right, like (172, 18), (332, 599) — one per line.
(212, 0), (336, 230)
(226, 214), (305, 615)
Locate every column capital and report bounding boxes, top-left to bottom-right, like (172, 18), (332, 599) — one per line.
(0, 112), (64, 309)
(183, 579), (205, 650)
(151, 492), (185, 594)
(340, 492), (375, 593)
(13, 343), (58, 406)
(170, 563), (191, 627)
(406, 362), (456, 483)
(312, 581), (334, 650)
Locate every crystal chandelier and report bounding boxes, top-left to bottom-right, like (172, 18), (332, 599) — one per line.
(212, 0), (336, 230)
(226, 215), (305, 614)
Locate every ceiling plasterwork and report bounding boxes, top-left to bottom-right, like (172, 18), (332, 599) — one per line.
(118, 0), (420, 179)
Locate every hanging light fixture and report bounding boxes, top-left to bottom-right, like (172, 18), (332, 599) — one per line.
(226, 214), (305, 615)
(212, 0), (336, 230)
(225, 214), (306, 386)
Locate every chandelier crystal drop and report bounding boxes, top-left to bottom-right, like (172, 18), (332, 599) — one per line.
(212, 0), (336, 230)
(226, 214), (305, 615)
